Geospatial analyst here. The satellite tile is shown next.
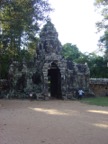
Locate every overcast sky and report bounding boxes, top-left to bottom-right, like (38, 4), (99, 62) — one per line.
(48, 0), (102, 53)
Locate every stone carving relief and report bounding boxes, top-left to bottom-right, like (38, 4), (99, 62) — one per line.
(3, 20), (90, 99)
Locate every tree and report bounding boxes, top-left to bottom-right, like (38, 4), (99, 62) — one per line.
(0, 0), (52, 52)
(0, 0), (52, 79)
(62, 43), (81, 61)
(62, 45), (108, 78)
(94, 0), (108, 58)
(89, 56), (108, 78)
(80, 53), (108, 78)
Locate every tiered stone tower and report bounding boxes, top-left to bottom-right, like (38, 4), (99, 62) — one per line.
(35, 20), (90, 99)
(7, 20), (90, 99)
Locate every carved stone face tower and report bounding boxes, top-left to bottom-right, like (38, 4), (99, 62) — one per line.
(7, 20), (90, 99)
(39, 20), (62, 55)
(35, 20), (89, 99)
(36, 20), (90, 99)
(36, 20), (67, 99)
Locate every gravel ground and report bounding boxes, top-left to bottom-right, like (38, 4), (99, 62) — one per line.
(0, 100), (108, 144)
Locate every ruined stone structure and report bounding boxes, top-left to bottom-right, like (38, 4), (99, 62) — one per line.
(90, 78), (108, 96)
(0, 20), (90, 99)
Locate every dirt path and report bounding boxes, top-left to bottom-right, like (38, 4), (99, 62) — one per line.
(0, 100), (108, 144)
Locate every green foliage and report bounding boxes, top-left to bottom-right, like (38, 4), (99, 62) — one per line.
(94, 0), (108, 6)
(89, 56), (108, 78)
(62, 43), (81, 61)
(94, 0), (108, 58)
(0, 0), (52, 51)
(79, 53), (108, 78)
(0, 0), (52, 79)
(62, 43), (108, 78)
(27, 37), (39, 57)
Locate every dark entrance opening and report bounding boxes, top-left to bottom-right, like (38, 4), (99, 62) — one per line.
(48, 62), (62, 99)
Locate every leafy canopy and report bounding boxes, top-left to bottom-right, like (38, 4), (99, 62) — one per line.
(95, 0), (108, 58)
(62, 43), (81, 61)
(0, 0), (52, 78)
(0, 0), (52, 51)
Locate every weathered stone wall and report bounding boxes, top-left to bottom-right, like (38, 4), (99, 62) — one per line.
(0, 20), (90, 99)
(90, 78), (108, 96)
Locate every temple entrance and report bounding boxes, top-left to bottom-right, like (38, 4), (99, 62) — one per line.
(48, 62), (62, 99)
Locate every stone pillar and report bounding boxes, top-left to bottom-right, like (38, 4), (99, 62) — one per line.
(60, 70), (67, 99)
(43, 64), (49, 96)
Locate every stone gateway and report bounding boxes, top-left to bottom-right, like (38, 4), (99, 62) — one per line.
(6, 20), (90, 99)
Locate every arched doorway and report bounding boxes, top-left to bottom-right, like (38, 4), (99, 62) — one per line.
(48, 62), (62, 99)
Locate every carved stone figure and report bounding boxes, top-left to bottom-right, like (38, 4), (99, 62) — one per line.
(7, 20), (90, 99)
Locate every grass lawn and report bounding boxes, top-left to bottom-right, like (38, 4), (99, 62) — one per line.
(81, 97), (108, 106)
